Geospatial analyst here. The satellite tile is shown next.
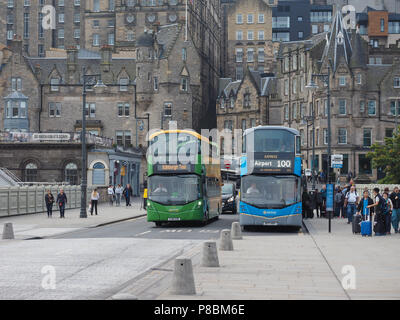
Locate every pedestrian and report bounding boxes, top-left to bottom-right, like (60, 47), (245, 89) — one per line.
(382, 192), (393, 235)
(347, 171), (353, 183)
(344, 185), (359, 225)
(123, 184), (133, 207)
(314, 189), (323, 218)
(389, 186), (400, 233)
(56, 189), (67, 218)
(367, 188), (386, 236)
(107, 185), (115, 206)
(357, 190), (374, 221)
(90, 188), (99, 215)
(44, 189), (54, 218)
(302, 191), (312, 219)
(320, 185), (327, 217)
(334, 188), (344, 218)
(115, 184), (123, 207)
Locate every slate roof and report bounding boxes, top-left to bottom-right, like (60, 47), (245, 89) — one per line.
(321, 9), (353, 73)
(26, 49), (136, 85)
(349, 31), (368, 69)
(4, 91), (28, 100)
(366, 65), (392, 91)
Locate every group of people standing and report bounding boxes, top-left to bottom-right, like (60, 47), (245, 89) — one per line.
(353, 186), (400, 236)
(106, 184), (134, 207)
(44, 184), (137, 218)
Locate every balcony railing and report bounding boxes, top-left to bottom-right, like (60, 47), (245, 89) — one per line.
(0, 131), (113, 148)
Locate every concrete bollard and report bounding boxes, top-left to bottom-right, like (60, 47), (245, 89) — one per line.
(2, 223), (14, 240)
(170, 256), (196, 295)
(219, 229), (233, 251)
(201, 241), (219, 267)
(231, 222), (243, 240)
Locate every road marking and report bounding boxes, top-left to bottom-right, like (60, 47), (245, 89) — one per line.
(135, 231), (151, 236)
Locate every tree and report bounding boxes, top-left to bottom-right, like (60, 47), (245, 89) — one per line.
(367, 129), (400, 184)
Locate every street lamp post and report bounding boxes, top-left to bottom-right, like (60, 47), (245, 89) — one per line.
(302, 98), (316, 190)
(80, 68), (106, 218)
(306, 61), (332, 232)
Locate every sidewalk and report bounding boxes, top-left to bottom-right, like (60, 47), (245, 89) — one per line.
(127, 218), (400, 300)
(303, 217), (400, 299)
(0, 198), (146, 240)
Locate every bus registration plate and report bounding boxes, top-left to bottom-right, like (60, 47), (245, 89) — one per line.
(168, 217), (181, 221)
(263, 221), (278, 226)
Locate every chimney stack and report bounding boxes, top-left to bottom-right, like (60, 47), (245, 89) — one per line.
(100, 45), (112, 72)
(66, 46), (78, 72)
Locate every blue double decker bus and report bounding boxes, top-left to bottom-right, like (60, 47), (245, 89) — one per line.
(239, 126), (303, 230)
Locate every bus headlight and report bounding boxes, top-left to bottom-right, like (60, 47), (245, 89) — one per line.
(196, 200), (202, 208)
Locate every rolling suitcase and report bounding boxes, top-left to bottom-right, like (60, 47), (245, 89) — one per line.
(361, 213), (372, 237)
(352, 214), (362, 234)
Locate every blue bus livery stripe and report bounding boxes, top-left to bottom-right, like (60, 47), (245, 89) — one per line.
(294, 156), (302, 176)
(240, 156), (247, 176)
(239, 201), (302, 219)
(240, 212), (302, 220)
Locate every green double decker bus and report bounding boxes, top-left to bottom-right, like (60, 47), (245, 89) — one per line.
(146, 130), (222, 226)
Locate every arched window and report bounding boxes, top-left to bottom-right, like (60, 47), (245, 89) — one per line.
(25, 162), (38, 182)
(65, 163), (78, 185)
(92, 162), (106, 185)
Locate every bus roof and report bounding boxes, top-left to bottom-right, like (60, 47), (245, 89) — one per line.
(149, 130), (211, 143)
(243, 126), (299, 136)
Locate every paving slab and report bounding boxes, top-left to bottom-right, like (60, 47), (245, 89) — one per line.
(0, 198), (145, 239)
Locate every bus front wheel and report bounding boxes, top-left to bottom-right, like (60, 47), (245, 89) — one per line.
(155, 222), (162, 227)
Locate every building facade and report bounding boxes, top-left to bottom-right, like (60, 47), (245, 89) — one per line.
(216, 68), (277, 154)
(277, 10), (400, 183)
(0, 0), (85, 56)
(223, 0), (276, 79)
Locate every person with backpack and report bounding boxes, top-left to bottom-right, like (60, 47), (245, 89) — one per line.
(344, 185), (359, 224)
(123, 184), (133, 207)
(367, 188), (386, 236)
(382, 192), (393, 235)
(389, 187), (400, 233)
(334, 188), (344, 218)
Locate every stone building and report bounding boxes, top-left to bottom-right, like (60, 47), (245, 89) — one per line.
(277, 9), (400, 183)
(0, 0), (85, 56)
(222, 0), (276, 79)
(0, 39), (143, 191)
(216, 68), (277, 154)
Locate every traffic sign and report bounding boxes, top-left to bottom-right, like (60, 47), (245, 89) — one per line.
(331, 154), (343, 161)
(326, 184), (334, 211)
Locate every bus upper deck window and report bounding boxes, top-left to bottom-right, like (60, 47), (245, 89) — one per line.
(295, 136), (301, 155)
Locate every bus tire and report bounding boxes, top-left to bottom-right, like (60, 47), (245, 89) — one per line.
(155, 222), (162, 227)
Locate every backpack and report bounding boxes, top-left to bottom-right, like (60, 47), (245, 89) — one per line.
(377, 194), (387, 213)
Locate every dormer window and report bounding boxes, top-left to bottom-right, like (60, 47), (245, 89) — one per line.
(119, 78), (129, 91)
(243, 93), (250, 108)
(11, 78), (22, 91)
(50, 78), (60, 91)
